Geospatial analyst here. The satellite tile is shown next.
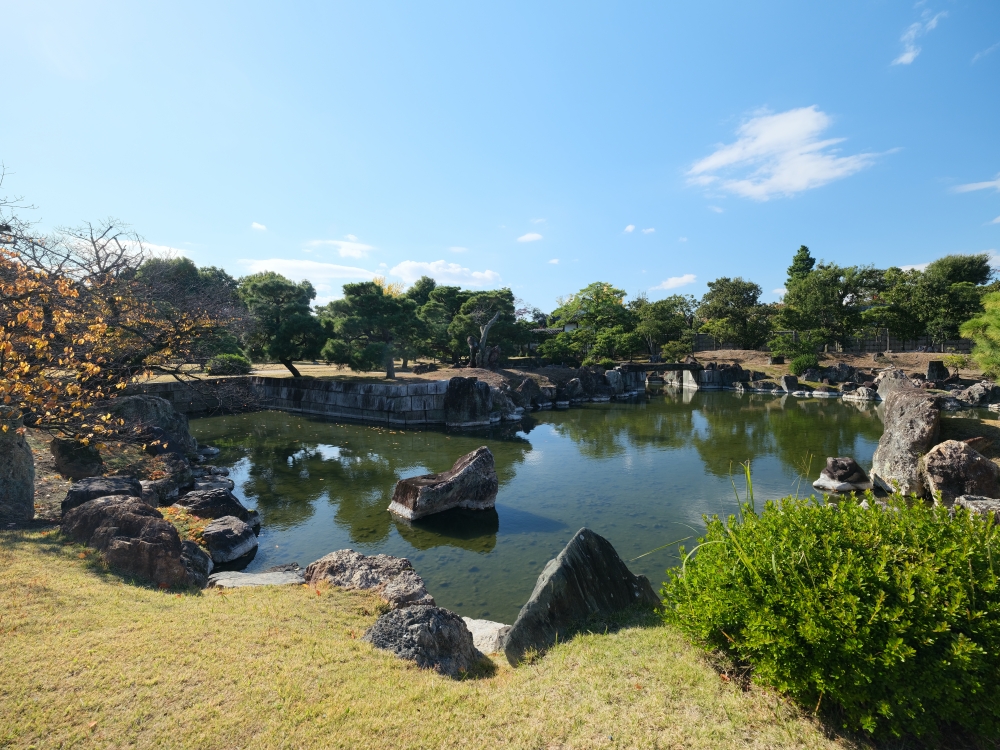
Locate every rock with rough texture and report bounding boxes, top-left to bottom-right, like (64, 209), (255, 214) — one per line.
(562, 378), (585, 400)
(512, 377), (542, 408)
(605, 370), (624, 394)
(180, 540), (213, 588)
(138, 454), (194, 506)
(49, 438), (103, 480)
(876, 369), (915, 401)
(843, 386), (878, 401)
(779, 374), (798, 393)
(363, 606), (486, 677)
(954, 495), (1000, 523)
(462, 617), (511, 654)
(61, 495), (192, 587)
(443, 377), (492, 427)
(812, 457), (873, 493)
(175, 488), (260, 527)
(871, 391), (941, 496)
(388, 447), (498, 520)
(208, 569), (305, 588)
(920, 440), (1000, 506)
(305, 549), (434, 608)
(927, 361), (950, 381)
(503, 528), (660, 666)
(489, 386), (520, 421)
(957, 381), (1000, 407)
(201, 515), (258, 564)
(62, 476), (143, 515)
(108, 395), (198, 456)
(0, 420), (35, 522)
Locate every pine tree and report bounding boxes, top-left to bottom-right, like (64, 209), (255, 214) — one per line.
(786, 245), (815, 286)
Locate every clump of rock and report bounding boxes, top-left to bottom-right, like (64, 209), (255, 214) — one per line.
(202, 515), (258, 565)
(0, 415), (35, 522)
(62, 476), (143, 514)
(920, 440), (1000, 506)
(362, 605), (488, 678)
(50, 437), (103, 480)
(208, 569), (305, 588)
(871, 391), (941, 496)
(108, 395), (200, 457)
(305, 549), (435, 608)
(175, 488), (260, 529)
(954, 495), (1000, 523)
(813, 457), (873, 493)
(462, 617), (511, 654)
(503, 528), (660, 666)
(388, 447), (498, 520)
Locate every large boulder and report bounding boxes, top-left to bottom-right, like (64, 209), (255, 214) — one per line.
(503, 528), (660, 666)
(305, 549), (434, 608)
(107, 395), (198, 456)
(443, 377), (492, 427)
(574, 367), (610, 397)
(562, 378), (586, 400)
(175, 488), (260, 528)
(49, 438), (103, 480)
(0, 417), (34, 522)
(927, 361), (950, 381)
(920, 440), (1000, 506)
(604, 370), (624, 394)
(843, 386), (878, 401)
(812, 457), (873, 493)
(489, 386), (521, 421)
(956, 381), (1000, 407)
(180, 540), (213, 588)
(779, 374), (798, 393)
(871, 391), (941, 496)
(876, 369), (915, 401)
(62, 476), (142, 515)
(363, 606), (487, 678)
(388, 447), (498, 520)
(139, 454), (194, 506)
(61, 495), (192, 587)
(201, 515), (258, 565)
(512, 377), (542, 408)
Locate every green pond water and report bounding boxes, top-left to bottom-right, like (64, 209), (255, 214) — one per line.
(190, 390), (883, 623)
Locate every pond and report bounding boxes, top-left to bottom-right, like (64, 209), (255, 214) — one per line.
(190, 390), (884, 623)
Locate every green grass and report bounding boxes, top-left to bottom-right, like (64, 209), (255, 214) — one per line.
(0, 530), (854, 750)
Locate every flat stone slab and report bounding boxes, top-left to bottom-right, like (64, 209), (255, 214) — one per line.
(208, 570), (305, 588)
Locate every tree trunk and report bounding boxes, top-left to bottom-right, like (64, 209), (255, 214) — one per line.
(385, 349), (396, 379)
(281, 359), (302, 377)
(401, 356), (408, 370)
(477, 311), (501, 368)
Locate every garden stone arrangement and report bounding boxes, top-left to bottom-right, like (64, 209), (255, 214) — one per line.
(388, 446), (499, 520)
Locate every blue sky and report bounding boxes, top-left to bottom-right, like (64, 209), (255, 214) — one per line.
(3, 2), (999, 310)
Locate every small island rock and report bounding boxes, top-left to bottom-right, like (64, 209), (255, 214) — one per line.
(388, 447), (498, 520)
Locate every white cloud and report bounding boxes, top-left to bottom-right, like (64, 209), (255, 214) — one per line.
(389, 260), (500, 287)
(687, 106), (878, 200)
(954, 174), (1000, 193)
(973, 42), (999, 64)
(892, 11), (947, 65)
(306, 239), (376, 258)
(624, 224), (635, 233)
(251, 222), (267, 232)
(772, 287), (788, 296)
(531, 218), (546, 225)
(651, 273), (697, 290)
(992, 216), (1000, 225)
(899, 262), (931, 271)
(548, 259), (559, 264)
(449, 246), (468, 253)
(378, 262), (388, 268)
(517, 232), (543, 242)
(708, 206), (724, 213)
(143, 242), (190, 259)
(642, 228), (655, 234)
(239, 258), (376, 305)
(345, 234), (358, 241)
(678, 237), (688, 242)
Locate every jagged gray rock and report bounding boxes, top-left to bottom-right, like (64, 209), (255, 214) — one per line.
(876, 368), (915, 401)
(108, 395), (198, 456)
(388, 447), (498, 520)
(512, 377), (542, 408)
(363, 606), (487, 677)
(0, 418), (34, 522)
(954, 495), (1000, 522)
(62, 476), (143, 515)
(780, 374), (798, 393)
(927, 361), (950, 381)
(843, 386), (878, 401)
(813, 457), (873, 493)
(175, 488), (260, 527)
(871, 391), (941, 496)
(443, 377), (492, 427)
(180, 540), (213, 588)
(202, 515), (258, 564)
(304, 549), (434, 608)
(503, 528), (660, 666)
(920, 440), (1000, 506)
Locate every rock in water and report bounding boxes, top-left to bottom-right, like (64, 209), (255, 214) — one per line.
(871, 391), (941, 496)
(108, 395), (199, 456)
(180, 540), (213, 588)
(605, 370), (624, 394)
(175, 488), (260, 528)
(443, 377), (492, 427)
(563, 378), (586, 400)
(0, 419), (34, 522)
(462, 617), (511, 654)
(920, 440), (1000, 506)
(363, 606), (487, 677)
(876, 369), (915, 401)
(388, 447), (498, 520)
(201, 516), (258, 565)
(49, 438), (103, 480)
(305, 549), (434, 608)
(62, 476), (143, 515)
(927, 360), (950, 381)
(61, 496), (192, 587)
(512, 377), (542, 408)
(843, 386), (878, 401)
(812, 457), (873, 493)
(779, 374), (798, 393)
(503, 528), (660, 666)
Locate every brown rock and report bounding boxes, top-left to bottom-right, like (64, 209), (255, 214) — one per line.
(49, 438), (103, 480)
(388, 447), (498, 520)
(304, 549), (434, 608)
(0, 416), (34, 522)
(920, 440), (1000, 506)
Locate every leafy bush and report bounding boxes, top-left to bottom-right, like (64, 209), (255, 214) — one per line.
(942, 354), (970, 372)
(662, 494), (1000, 739)
(767, 331), (823, 360)
(789, 354), (819, 375)
(204, 353), (252, 375)
(660, 340), (693, 363)
(598, 358), (616, 370)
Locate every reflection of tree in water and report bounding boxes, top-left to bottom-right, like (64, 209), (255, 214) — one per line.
(548, 401), (695, 459)
(193, 411), (531, 545)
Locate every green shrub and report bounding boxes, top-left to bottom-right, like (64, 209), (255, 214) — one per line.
(789, 354), (819, 376)
(662, 494), (1000, 739)
(598, 358), (616, 369)
(767, 331), (823, 360)
(660, 340), (693, 363)
(204, 353), (252, 375)
(942, 354), (970, 372)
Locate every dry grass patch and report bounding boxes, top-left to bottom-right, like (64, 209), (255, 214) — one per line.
(0, 530), (860, 750)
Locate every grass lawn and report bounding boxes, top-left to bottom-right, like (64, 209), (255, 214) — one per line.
(0, 530), (854, 750)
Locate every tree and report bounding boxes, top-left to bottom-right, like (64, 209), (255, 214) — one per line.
(551, 282), (632, 331)
(317, 281), (420, 378)
(629, 294), (695, 355)
(912, 254), (993, 348)
(697, 277), (774, 349)
(238, 272), (324, 377)
(786, 245), (815, 287)
(779, 264), (884, 346)
(447, 289), (524, 368)
(417, 285), (473, 363)
(404, 275), (437, 307)
(960, 291), (1000, 376)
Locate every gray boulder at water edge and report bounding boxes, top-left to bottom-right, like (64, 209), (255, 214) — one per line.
(388, 446), (498, 520)
(462, 617), (511, 654)
(202, 515), (258, 565)
(920, 440), (1000, 506)
(927, 360), (950, 382)
(443, 377), (492, 427)
(305, 549), (435, 608)
(780, 374), (798, 393)
(108, 395), (199, 456)
(363, 606), (487, 678)
(62, 476), (143, 515)
(512, 377), (542, 408)
(871, 391), (941, 496)
(812, 457), (873, 493)
(875, 368), (915, 401)
(175, 488), (260, 528)
(0, 415), (34, 523)
(61, 495), (192, 587)
(503, 528), (660, 666)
